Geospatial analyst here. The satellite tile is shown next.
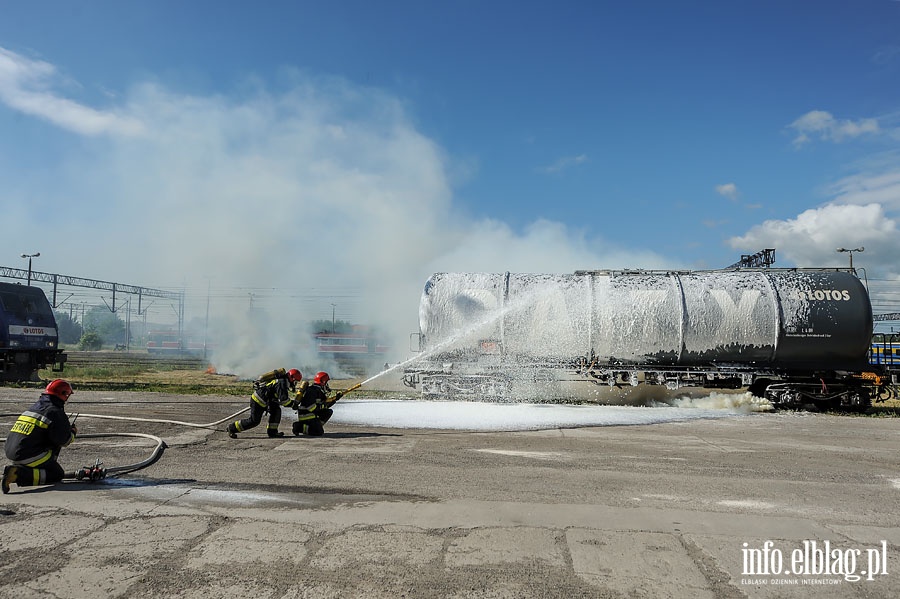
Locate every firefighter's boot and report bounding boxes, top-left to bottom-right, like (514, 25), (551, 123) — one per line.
(227, 423), (238, 439)
(1, 465), (18, 494)
(267, 427), (284, 438)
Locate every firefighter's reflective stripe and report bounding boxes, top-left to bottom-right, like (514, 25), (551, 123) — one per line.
(233, 421), (245, 432)
(22, 411), (51, 426)
(10, 411), (51, 436)
(296, 412), (317, 422)
(251, 392), (266, 408)
(13, 449), (53, 468)
(17, 467), (43, 486)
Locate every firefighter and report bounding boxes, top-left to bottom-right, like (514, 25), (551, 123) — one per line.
(2, 379), (77, 494)
(292, 371), (343, 437)
(227, 368), (304, 438)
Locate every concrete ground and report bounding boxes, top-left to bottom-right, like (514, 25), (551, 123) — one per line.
(1, 388), (899, 598)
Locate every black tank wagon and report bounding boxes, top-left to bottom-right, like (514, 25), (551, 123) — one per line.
(0, 281), (67, 382)
(402, 268), (885, 410)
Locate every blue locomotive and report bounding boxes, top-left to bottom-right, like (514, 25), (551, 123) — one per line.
(0, 281), (67, 381)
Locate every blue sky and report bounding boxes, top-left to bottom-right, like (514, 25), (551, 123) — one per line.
(2, 0), (900, 354)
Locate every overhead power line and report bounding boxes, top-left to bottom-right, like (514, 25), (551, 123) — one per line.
(0, 265), (182, 325)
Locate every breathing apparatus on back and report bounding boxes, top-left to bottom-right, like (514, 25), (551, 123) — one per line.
(253, 368), (303, 392)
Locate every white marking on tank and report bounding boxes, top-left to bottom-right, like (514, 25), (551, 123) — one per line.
(709, 289), (763, 339)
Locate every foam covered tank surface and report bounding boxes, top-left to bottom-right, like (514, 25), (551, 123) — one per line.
(419, 270), (872, 368)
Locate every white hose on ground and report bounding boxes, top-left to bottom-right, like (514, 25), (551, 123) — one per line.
(1, 405), (248, 479)
(0, 429), (168, 479)
(0, 406), (248, 431)
(67, 406), (250, 430)
(65, 432), (168, 478)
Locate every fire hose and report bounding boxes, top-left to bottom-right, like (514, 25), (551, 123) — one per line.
(0, 406), (250, 482)
(327, 382), (362, 405)
(1, 384), (361, 482)
(65, 432), (167, 480)
(66, 406), (250, 430)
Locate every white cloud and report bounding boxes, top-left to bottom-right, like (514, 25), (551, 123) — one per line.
(824, 163), (900, 210)
(788, 110), (879, 147)
(0, 48), (144, 136)
(538, 153), (588, 174)
(729, 155), (900, 309)
(729, 203), (897, 271)
(701, 219), (729, 229)
(873, 44), (900, 66)
(715, 183), (739, 201)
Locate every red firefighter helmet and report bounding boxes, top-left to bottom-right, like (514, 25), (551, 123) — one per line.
(46, 379), (74, 401)
(287, 368), (303, 383)
(313, 371), (330, 386)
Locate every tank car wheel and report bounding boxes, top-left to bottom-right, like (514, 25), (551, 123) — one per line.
(748, 379), (771, 399)
(844, 391), (871, 413)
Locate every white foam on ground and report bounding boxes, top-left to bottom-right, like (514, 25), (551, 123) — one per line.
(474, 449), (565, 459)
(718, 499), (776, 510)
(328, 392), (766, 431)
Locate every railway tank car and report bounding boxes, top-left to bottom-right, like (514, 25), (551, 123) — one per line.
(0, 281), (67, 382)
(402, 268), (882, 410)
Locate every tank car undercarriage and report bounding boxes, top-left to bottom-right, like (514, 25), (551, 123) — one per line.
(752, 379), (876, 412)
(402, 354), (887, 411)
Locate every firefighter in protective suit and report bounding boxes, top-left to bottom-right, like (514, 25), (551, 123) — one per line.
(292, 371), (343, 436)
(2, 379), (77, 494)
(227, 368), (303, 438)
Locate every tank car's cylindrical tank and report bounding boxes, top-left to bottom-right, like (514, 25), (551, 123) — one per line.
(418, 269), (872, 369)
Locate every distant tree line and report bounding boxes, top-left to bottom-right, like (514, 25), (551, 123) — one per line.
(54, 306), (126, 350)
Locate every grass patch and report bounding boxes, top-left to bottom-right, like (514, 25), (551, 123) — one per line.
(32, 362), (407, 399)
(867, 408), (900, 417)
(36, 364), (249, 396)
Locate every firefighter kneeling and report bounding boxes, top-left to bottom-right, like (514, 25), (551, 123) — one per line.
(292, 371), (343, 437)
(3, 379), (77, 494)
